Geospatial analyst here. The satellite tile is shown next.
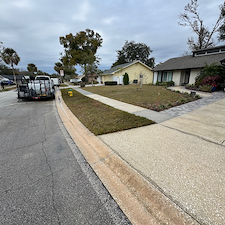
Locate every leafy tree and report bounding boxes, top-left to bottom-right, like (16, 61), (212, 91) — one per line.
(20, 70), (33, 76)
(54, 61), (76, 81)
(1, 48), (20, 83)
(54, 62), (63, 74)
(0, 63), (13, 75)
(59, 29), (103, 80)
(36, 70), (49, 76)
(0, 41), (3, 62)
(80, 54), (102, 84)
(219, 4), (225, 40)
(80, 59), (102, 85)
(179, 0), (225, 51)
(112, 40), (155, 68)
(123, 72), (129, 85)
(63, 65), (76, 76)
(27, 63), (37, 75)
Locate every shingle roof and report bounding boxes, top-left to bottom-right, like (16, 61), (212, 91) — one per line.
(1, 74), (23, 80)
(153, 52), (225, 71)
(102, 62), (133, 75)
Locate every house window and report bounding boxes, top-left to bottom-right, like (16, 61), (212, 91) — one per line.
(157, 72), (162, 81)
(158, 71), (173, 82)
(162, 72), (167, 82)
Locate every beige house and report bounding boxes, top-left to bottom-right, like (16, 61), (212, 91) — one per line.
(153, 45), (225, 86)
(98, 60), (153, 85)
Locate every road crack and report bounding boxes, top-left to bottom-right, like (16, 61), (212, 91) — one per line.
(41, 117), (61, 225)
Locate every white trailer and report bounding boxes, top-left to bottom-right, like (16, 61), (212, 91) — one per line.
(18, 75), (55, 100)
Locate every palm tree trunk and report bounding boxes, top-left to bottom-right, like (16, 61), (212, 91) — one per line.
(12, 63), (17, 86)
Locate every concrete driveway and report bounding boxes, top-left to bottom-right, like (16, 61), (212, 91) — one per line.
(99, 98), (225, 225)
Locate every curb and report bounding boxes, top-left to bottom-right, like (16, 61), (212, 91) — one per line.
(55, 90), (199, 225)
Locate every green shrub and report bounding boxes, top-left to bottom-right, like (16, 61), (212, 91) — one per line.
(80, 82), (85, 88)
(199, 85), (212, 92)
(180, 99), (186, 104)
(159, 104), (166, 110)
(195, 63), (225, 87)
(81, 77), (86, 83)
(123, 72), (129, 85)
(156, 81), (175, 87)
(105, 81), (117, 85)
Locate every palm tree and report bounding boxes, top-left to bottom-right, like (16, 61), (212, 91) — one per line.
(1, 48), (20, 84)
(27, 63), (37, 75)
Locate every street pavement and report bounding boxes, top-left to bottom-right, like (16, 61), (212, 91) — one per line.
(63, 85), (225, 225)
(0, 90), (131, 225)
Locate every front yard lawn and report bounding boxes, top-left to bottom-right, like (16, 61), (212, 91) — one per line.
(61, 89), (155, 135)
(83, 85), (199, 111)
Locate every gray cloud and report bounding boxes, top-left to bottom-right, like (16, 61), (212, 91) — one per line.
(0, 0), (224, 74)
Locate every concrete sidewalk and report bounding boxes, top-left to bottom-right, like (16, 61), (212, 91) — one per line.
(60, 85), (225, 224)
(99, 98), (225, 225)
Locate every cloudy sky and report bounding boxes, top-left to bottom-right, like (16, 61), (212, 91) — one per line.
(0, 0), (224, 74)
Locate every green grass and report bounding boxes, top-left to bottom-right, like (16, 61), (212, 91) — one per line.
(83, 85), (198, 111)
(60, 83), (68, 87)
(61, 89), (155, 135)
(0, 86), (16, 92)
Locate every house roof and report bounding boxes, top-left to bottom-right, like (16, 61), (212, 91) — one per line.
(102, 60), (152, 75)
(1, 74), (23, 80)
(153, 52), (225, 71)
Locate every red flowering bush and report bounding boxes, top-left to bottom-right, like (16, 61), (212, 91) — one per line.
(200, 75), (222, 87)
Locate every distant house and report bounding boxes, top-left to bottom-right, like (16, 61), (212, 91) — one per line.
(71, 74), (98, 83)
(1, 74), (23, 82)
(98, 60), (153, 85)
(153, 45), (225, 86)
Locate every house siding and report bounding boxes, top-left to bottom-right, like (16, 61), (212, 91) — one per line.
(190, 69), (200, 84)
(153, 71), (158, 84)
(173, 70), (181, 86)
(113, 62), (153, 84)
(102, 75), (112, 83)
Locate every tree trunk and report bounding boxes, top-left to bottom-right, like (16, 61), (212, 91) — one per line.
(12, 64), (17, 86)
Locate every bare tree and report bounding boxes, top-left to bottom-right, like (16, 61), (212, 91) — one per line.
(179, 0), (225, 50)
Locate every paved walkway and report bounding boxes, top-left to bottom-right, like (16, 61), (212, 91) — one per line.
(164, 86), (225, 117)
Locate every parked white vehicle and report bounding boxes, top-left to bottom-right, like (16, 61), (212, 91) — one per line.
(18, 75), (55, 100)
(51, 78), (60, 87)
(70, 78), (81, 84)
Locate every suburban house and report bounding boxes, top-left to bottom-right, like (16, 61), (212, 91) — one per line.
(98, 60), (153, 85)
(1, 74), (23, 82)
(71, 74), (98, 83)
(153, 45), (225, 86)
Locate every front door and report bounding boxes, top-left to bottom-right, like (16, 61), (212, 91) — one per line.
(184, 69), (190, 84)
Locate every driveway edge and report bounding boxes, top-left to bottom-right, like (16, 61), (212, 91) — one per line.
(55, 90), (199, 225)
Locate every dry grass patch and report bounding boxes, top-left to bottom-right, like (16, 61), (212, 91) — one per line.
(61, 89), (155, 135)
(83, 85), (199, 111)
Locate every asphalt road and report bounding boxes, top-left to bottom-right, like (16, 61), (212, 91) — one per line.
(0, 90), (130, 225)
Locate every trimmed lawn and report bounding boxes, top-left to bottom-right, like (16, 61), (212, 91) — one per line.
(83, 85), (199, 111)
(60, 83), (68, 87)
(61, 89), (155, 135)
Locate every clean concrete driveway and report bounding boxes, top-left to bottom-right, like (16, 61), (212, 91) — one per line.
(99, 97), (225, 225)
(0, 90), (130, 225)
